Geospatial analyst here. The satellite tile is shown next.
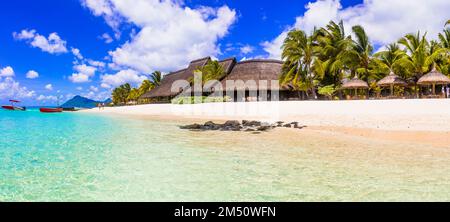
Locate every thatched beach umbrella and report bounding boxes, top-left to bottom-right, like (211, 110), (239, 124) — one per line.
(342, 77), (369, 97)
(417, 67), (450, 95)
(377, 71), (407, 96)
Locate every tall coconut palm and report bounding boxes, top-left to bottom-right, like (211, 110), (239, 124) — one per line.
(397, 32), (447, 97)
(314, 20), (353, 89)
(397, 32), (433, 79)
(149, 71), (162, 89)
(127, 88), (140, 102)
(138, 80), (153, 95)
(112, 83), (131, 105)
(373, 43), (409, 77)
(339, 25), (374, 81)
(438, 29), (450, 49)
(281, 29), (319, 98)
(201, 60), (225, 83)
(398, 32), (446, 78)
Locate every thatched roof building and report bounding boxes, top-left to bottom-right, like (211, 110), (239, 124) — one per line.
(377, 72), (407, 87)
(341, 77), (369, 89)
(141, 57), (212, 98)
(141, 68), (187, 98)
(417, 68), (450, 85)
(141, 57), (284, 100)
(220, 59), (283, 91)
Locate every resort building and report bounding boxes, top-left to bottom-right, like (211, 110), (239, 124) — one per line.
(140, 57), (296, 102)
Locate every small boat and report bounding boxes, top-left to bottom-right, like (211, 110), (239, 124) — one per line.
(39, 107), (63, 113)
(1, 100), (26, 111)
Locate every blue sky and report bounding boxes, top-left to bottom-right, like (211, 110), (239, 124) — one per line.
(0, 0), (448, 105)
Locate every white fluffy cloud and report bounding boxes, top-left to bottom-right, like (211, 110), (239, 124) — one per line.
(263, 0), (450, 59)
(0, 66), (15, 77)
(100, 83), (111, 88)
(45, 84), (53, 91)
(68, 64), (98, 83)
(13, 29), (68, 54)
(240, 45), (255, 55)
(90, 85), (99, 92)
(0, 77), (35, 99)
(37, 94), (57, 101)
(82, 0), (237, 73)
(100, 69), (147, 88)
(26, 70), (39, 79)
(99, 33), (114, 43)
(72, 47), (84, 60)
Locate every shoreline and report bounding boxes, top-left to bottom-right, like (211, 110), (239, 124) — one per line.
(81, 99), (450, 132)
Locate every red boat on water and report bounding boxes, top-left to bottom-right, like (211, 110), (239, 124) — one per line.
(1, 100), (26, 111)
(39, 107), (63, 113)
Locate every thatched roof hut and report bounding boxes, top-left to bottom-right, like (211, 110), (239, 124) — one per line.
(220, 59), (283, 91)
(140, 68), (187, 98)
(341, 77), (369, 89)
(141, 57), (238, 99)
(377, 72), (407, 87)
(417, 68), (450, 85)
(218, 57), (237, 75)
(417, 67), (450, 95)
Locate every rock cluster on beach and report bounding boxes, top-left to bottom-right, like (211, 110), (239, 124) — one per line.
(179, 120), (306, 132)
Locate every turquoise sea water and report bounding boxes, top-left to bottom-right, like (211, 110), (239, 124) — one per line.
(1, 108), (450, 201)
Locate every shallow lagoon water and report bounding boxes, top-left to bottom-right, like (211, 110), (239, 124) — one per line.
(1, 109), (450, 201)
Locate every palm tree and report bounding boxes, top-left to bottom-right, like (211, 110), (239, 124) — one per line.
(127, 88), (140, 103)
(373, 43), (408, 77)
(397, 32), (432, 79)
(201, 60), (225, 83)
(398, 32), (446, 77)
(339, 25), (374, 81)
(138, 80), (153, 95)
(281, 29), (318, 99)
(149, 71), (162, 89)
(438, 29), (450, 49)
(315, 21), (353, 87)
(397, 32), (447, 97)
(112, 83), (131, 105)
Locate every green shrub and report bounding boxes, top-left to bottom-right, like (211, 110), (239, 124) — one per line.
(318, 85), (336, 99)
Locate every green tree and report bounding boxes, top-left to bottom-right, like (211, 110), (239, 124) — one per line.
(138, 80), (153, 96)
(112, 83), (131, 105)
(201, 60), (225, 83)
(314, 21), (353, 90)
(340, 25), (374, 81)
(281, 29), (319, 99)
(373, 43), (409, 78)
(397, 32), (445, 79)
(149, 71), (162, 89)
(127, 88), (140, 102)
(318, 84), (337, 100)
(437, 25), (450, 75)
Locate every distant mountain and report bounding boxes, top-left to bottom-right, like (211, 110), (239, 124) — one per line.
(61, 95), (111, 109)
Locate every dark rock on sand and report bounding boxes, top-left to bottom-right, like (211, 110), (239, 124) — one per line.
(242, 120), (262, 127)
(180, 120), (306, 132)
(256, 126), (271, 131)
(180, 123), (202, 130)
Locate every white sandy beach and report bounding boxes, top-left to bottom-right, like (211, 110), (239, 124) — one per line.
(82, 99), (450, 132)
